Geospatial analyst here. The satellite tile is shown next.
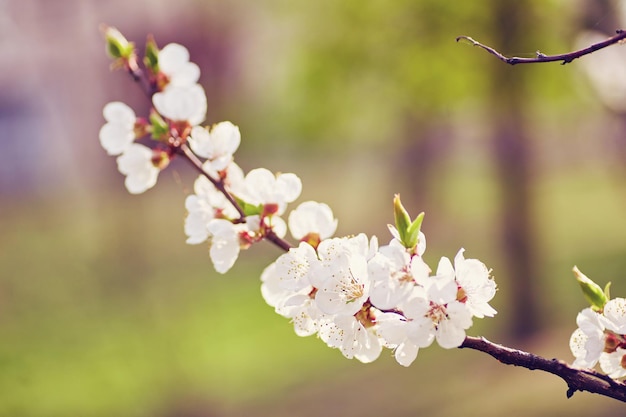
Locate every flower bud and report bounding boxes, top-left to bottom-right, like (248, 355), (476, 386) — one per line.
(144, 34), (160, 75)
(393, 194), (424, 250)
(151, 149), (171, 170)
(573, 265), (608, 311)
(102, 25), (134, 60)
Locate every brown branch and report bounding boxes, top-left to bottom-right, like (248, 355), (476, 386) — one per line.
(456, 30), (626, 65)
(265, 229), (292, 252)
(460, 336), (626, 402)
(178, 144), (294, 253)
(178, 144), (247, 220)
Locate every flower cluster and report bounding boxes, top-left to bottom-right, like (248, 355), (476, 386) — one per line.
(570, 267), (626, 379)
(261, 211), (497, 366)
(99, 27), (306, 273)
(99, 28), (498, 367)
(99, 26), (207, 194)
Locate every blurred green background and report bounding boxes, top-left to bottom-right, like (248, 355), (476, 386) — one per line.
(2, 0), (626, 415)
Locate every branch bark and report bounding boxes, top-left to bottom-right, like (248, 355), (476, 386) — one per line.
(456, 30), (626, 65)
(461, 336), (626, 402)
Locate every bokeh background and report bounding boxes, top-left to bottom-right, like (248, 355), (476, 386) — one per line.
(3, 0), (626, 415)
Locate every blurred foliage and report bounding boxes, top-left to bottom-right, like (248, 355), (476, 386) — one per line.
(244, 0), (578, 149)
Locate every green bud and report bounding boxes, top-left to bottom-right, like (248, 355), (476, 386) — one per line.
(144, 34), (160, 75)
(573, 266), (608, 311)
(149, 110), (169, 141)
(394, 194), (411, 236)
(393, 194), (424, 250)
(102, 25), (134, 60)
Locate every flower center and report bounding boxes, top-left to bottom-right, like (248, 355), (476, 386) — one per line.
(339, 270), (364, 304)
(427, 302), (448, 325)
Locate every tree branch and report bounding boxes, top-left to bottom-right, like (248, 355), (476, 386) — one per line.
(177, 144), (247, 220)
(460, 336), (626, 402)
(456, 30), (626, 65)
(177, 144), (294, 252)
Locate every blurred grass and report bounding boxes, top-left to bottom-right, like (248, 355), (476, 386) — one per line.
(0, 186), (344, 417)
(2, 155), (626, 416)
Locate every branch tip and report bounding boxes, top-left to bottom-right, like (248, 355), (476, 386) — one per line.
(455, 30), (626, 65)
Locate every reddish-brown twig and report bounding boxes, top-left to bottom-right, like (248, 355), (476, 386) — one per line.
(461, 336), (626, 402)
(456, 30), (626, 65)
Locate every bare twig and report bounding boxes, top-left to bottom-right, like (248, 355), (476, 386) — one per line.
(461, 336), (626, 402)
(456, 30), (626, 65)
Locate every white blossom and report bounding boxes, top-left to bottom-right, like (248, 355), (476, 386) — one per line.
(272, 242), (318, 292)
(99, 101), (136, 156)
(569, 308), (607, 369)
(311, 236), (371, 317)
(443, 249), (497, 318)
(158, 43), (200, 87)
(152, 84), (207, 125)
(236, 168), (302, 215)
(184, 179), (236, 244)
(287, 201), (338, 241)
(116, 143), (160, 194)
(188, 122), (241, 171)
(318, 315), (383, 363)
(260, 253), (324, 337)
(207, 219), (242, 274)
(603, 298), (626, 334)
(368, 238), (431, 311)
(376, 309), (433, 367)
(599, 348), (626, 379)
(406, 270), (473, 349)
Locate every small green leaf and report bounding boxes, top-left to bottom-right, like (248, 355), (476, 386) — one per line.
(604, 282), (612, 300)
(573, 266), (608, 311)
(149, 111), (169, 140)
(144, 34), (159, 74)
(406, 211), (424, 248)
(235, 198), (262, 217)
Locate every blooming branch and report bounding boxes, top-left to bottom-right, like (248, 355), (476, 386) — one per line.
(456, 29), (626, 65)
(98, 26), (626, 405)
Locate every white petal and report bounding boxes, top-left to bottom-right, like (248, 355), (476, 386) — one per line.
(395, 342), (419, 367)
(116, 144), (159, 194)
(103, 101), (135, 124)
(435, 256), (455, 280)
(354, 330), (383, 363)
(276, 173), (302, 203)
(211, 121), (241, 156)
(159, 44), (190, 73)
(159, 43), (200, 86)
(99, 123), (134, 156)
(436, 319), (467, 349)
(599, 349), (626, 379)
(288, 201), (337, 240)
(604, 298), (626, 334)
(152, 84), (207, 124)
(207, 219), (240, 273)
(188, 125), (212, 158)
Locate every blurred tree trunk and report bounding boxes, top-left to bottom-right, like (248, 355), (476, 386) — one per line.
(395, 113), (452, 217)
(489, 1), (540, 341)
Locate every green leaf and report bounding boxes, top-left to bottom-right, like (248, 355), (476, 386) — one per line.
(573, 266), (608, 311)
(144, 34), (159, 74)
(149, 111), (169, 141)
(236, 198), (262, 217)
